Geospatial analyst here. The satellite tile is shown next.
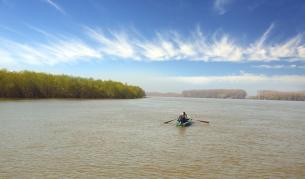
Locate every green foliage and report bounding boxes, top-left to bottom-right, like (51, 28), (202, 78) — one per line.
(0, 69), (145, 99)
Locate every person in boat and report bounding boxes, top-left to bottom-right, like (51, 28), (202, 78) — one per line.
(178, 112), (188, 123)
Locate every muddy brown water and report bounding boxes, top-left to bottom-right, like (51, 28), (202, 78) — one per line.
(1, 97), (305, 178)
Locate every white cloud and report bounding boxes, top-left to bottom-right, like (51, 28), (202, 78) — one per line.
(0, 37), (101, 66)
(298, 46), (305, 58)
(86, 28), (137, 59)
(169, 73), (305, 89)
(213, 0), (232, 15)
(247, 23), (274, 61)
(269, 34), (302, 59)
(164, 73), (305, 95)
(0, 49), (16, 67)
(253, 64), (305, 69)
(116, 73), (305, 95)
(84, 24), (305, 62)
(253, 64), (285, 69)
(1, 24), (305, 67)
(41, 39), (102, 64)
(207, 35), (243, 61)
(25, 24), (55, 37)
(44, 0), (66, 15)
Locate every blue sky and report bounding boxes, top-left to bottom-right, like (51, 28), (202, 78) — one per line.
(1, 0), (305, 94)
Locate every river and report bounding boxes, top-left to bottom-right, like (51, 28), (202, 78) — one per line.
(0, 97), (305, 178)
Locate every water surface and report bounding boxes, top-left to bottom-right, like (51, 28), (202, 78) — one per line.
(1, 97), (305, 178)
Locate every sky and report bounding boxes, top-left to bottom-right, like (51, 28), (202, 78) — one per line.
(1, 0), (305, 95)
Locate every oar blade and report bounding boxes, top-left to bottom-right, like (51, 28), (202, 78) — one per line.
(164, 119), (175, 124)
(198, 120), (210, 123)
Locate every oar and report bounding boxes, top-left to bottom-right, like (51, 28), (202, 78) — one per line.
(164, 119), (176, 124)
(197, 120), (210, 124)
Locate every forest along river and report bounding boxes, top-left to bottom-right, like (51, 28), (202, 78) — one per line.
(0, 97), (305, 178)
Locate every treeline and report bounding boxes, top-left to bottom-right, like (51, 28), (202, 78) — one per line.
(255, 90), (305, 101)
(182, 89), (247, 99)
(146, 92), (182, 97)
(0, 69), (145, 99)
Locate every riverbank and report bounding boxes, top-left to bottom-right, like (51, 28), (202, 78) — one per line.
(0, 69), (145, 99)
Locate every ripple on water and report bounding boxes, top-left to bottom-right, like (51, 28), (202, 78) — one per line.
(0, 97), (305, 178)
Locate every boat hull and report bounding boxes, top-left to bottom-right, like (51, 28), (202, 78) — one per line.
(176, 118), (192, 127)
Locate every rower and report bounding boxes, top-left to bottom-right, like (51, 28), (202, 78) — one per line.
(178, 112), (188, 123)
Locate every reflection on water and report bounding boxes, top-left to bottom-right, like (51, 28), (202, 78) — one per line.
(0, 97), (305, 178)
(178, 126), (188, 136)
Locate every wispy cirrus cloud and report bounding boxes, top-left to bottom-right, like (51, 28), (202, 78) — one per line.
(253, 64), (305, 69)
(0, 36), (101, 66)
(213, 0), (233, 15)
(86, 28), (138, 59)
(25, 24), (54, 37)
(44, 0), (66, 15)
(1, 24), (305, 67)
(85, 24), (305, 62)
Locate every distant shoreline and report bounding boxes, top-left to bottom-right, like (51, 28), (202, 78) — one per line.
(1, 95), (303, 102)
(147, 90), (305, 101)
(145, 96), (305, 102)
